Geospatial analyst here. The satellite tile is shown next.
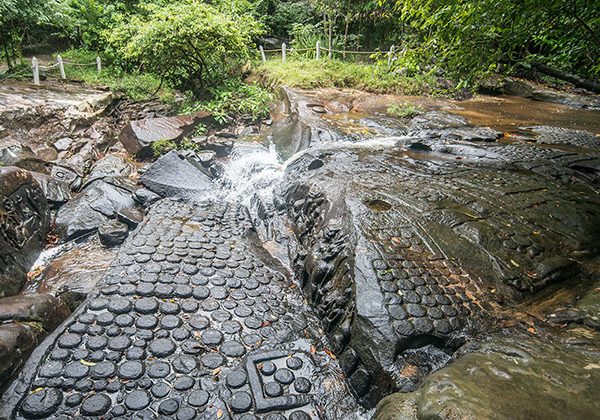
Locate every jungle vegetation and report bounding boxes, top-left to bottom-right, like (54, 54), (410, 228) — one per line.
(1, 0), (598, 106)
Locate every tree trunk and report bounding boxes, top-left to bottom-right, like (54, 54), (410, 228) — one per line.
(2, 38), (12, 69)
(343, 19), (349, 59)
(533, 62), (600, 94)
(328, 15), (333, 60)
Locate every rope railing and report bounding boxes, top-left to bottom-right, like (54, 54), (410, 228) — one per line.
(258, 42), (395, 63)
(29, 55), (102, 85)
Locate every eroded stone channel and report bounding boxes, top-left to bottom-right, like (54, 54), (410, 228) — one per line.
(1, 81), (600, 419)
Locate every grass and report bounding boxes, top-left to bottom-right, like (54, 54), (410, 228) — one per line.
(180, 79), (272, 124)
(387, 103), (425, 118)
(254, 58), (438, 96)
(58, 49), (176, 103)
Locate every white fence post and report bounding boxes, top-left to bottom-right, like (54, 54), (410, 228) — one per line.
(281, 43), (286, 63)
(316, 41), (321, 60)
(259, 45), (267, 63)
(32, 57), (40, 85)
(96, 56), (102, 73)
(57, 55), (66, 79)
(388, 45), (396, 67)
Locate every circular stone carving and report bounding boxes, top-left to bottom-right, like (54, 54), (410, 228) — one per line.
(148, 338), (176, 357)
(21, 388), (63, 418)
(264, 381), (283, 397)
(274, 368), (294, 385)
(226, 370), (247, 389)
(80, 394), (111, 416)
(188, 390), (209, 407)
(230, 391), (252, 413)
(125, 390), (151, 411)
(286, 356), (303, 370)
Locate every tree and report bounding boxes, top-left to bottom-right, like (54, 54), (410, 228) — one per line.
(0, 0), (62, 68)
(386, 0), (600, 83)
(105, 0), (263, 95)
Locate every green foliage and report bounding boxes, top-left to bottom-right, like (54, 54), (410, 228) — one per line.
(60, 49), (176, 102)
(386, 0), (600, 81)
(258, 0), (318, 37)
(151, 137), (203, 157)
(387, 103), (424, 118)
(256, 58), (436, 95)
(105, 0), (263, 95)
(151, 139), (176, 156)
(0, 0), (63, 67)
(183, 80), (273, 124)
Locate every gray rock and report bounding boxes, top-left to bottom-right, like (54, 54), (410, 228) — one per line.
(50, 165), (82, 191)
(30, 172), (72, 206)
(0, 294), (70, 331)
(197, 151), (216, 167)
(119, 113), (210, 157)
(117, 207), (144, 228)
(84, 154), (132, 186)
(0, 294), (70, 390)
(53, 137), (73, 152)
(34, 237), (117, 310)
(140, 151), (214, 199)
(55, 178), (136, 240)
(98, 220), (129, 247)
(134, 188), (161, 207)
(0, 167), (50, 297)
(375, 332), (600, 420)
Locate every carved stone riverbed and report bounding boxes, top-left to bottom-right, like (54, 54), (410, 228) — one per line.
(1, 83), (600, 419)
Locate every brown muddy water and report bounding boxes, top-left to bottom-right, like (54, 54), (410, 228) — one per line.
(317, 88), (600, 134)
(447, 95), (600, 134)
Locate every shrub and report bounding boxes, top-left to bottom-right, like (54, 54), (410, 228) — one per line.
(105, 0), (263, 95)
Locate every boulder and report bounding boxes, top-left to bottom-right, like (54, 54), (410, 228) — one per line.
(50, 165), (82, 191)
(0, 294), (70, 331)
(375, 331), (600, 420)
(0, 294), (70, 390)
(54, 177), (136, 240)
(84, 154), (132, 186)
(197, 150), (216, 167)
(133, 188), (161, 207)
(140, 151), (214, 199)
(30, 172), (72, 206)
(36, 238), (117, 310)
(98, 220), (129, 247)
(0, 167), (50, 297)
(117, 207), (144, 228)
(119, 113), (210, 157)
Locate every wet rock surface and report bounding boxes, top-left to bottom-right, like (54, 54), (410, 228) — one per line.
(25, 238), (118, 310)
(260, 88), (600, 407)
(140, 151), (214, 199)
(0, 294), (70, 391)
(375, 329), (600, 420)
(119, 114), (209, 157)
(2, 82), (600, 419)
(0, 199), (361, 419)
(0, 167), (50, 297)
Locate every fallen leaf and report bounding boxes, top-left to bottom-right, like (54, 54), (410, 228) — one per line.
(80, 359), (96, 366)
(584, 363), (600, 370)
(310, 345), (316, 354)
(31, 388), (44, 394)
(212, 367), (222, 376)
(510, 259), (520, 267)
(324, 348), (336, 359)
(527, 327), (536, 334)
(217, 408), (223, 418)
